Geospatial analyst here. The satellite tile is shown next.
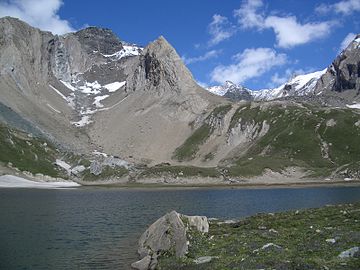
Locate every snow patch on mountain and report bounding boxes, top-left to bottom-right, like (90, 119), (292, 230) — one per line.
(102, 45), (143, 60)
(346, 103), (360, 109)
(78, 81), (102, 95)
(93, 95), (109, 108)
(60, 80), (76, 91)
(72, 115), (92, 127)
(104, 81), (126, 92)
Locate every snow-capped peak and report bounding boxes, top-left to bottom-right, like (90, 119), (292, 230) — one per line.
(206, 69), (326, 101)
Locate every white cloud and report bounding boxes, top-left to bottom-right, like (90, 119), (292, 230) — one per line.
(264, 16), (333, 48)
(270, 72), (289, 87)
(234, 0), (265, 29)
(182, 50), (222, 65)
(0, 0), (74, 34)
(211, 47), (287, 84)
(208, 14), (236, 46)
(339, 32), (357, 51)
(234, 0), (333, 48)
(316, 0), (360, 15)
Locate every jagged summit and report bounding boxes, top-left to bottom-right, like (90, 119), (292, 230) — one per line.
(314, 34), (360, 99)
(74, 27), (123, 55)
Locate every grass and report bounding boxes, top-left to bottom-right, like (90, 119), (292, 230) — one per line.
(173, 105), (232, 161)
(173, 124), (212, 161)
(0, 123), (62, 177)
(157, 203), (360, 270)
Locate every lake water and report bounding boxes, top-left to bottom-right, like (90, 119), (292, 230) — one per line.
(0, 186), (359, 269)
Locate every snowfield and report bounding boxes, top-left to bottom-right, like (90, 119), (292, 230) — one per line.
(104, 81), (126, 92)
(0, 175), (80, 189)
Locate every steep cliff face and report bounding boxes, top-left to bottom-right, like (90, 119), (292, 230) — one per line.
(314, 34), (360, 101)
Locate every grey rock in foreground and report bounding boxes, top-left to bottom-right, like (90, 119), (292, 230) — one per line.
(338, 246), (360, 258)
(131, 211), (209, 270)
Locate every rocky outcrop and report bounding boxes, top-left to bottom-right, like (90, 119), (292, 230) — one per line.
(314, 34), (360, 100)
(73, 27), (123, 55)
(132, 211), (209, 270)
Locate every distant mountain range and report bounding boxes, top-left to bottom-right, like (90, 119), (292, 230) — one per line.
(1, 16), (360, 183)
(207, 69), (326, 101)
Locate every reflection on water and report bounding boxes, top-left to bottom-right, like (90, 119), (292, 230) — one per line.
(0, 186), (359, 269)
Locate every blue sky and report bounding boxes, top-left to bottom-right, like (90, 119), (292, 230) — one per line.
(1, 0), (359, 89)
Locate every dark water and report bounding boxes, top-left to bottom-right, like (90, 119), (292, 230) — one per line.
(0, 186), (359, 270)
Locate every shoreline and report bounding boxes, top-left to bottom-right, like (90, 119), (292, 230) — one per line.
(80, 178), (360, 190)
(1, 171), (360, 190)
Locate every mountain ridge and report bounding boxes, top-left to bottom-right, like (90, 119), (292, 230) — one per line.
(1, 17), (360, 183)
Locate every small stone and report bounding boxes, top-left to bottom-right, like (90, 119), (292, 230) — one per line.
(338, 247), (360, 258)
(326, 238), (336, 244)
(194, 256), (213, 264)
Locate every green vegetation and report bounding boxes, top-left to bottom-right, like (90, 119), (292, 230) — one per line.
(174, 124), (212, 161)
(157, 203), (360, 270)
(139, 165), (221, 179)
(0, 123), (62, 177)
(173, 104), (232, 161)
(227, 104), (360, 178)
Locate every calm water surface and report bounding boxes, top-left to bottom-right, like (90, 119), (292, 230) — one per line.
(0, 186), (359, 269)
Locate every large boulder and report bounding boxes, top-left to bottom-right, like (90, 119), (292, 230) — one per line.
(131, 211), (209, 270)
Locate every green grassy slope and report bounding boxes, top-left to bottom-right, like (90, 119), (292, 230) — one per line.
(227, 103), (360, 177)
(0, 123), (62, 177)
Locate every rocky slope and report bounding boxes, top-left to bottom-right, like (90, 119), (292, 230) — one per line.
(1, 17), (360, 183)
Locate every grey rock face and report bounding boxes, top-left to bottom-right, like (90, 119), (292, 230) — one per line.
(224, 84), (253, 101)
(133, 211), (209, 270)
(131, 255), (152, 270)
(89, 161), (102, 176)
(315, 34), (360, 99)
(74, 27), (123, 55)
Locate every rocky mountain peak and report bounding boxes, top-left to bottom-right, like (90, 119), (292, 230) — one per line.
(224, 81), (236, 88)
(127, 35), (198, 93)
(314, 33), (360, 99)
(73, 26), (123, 55)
